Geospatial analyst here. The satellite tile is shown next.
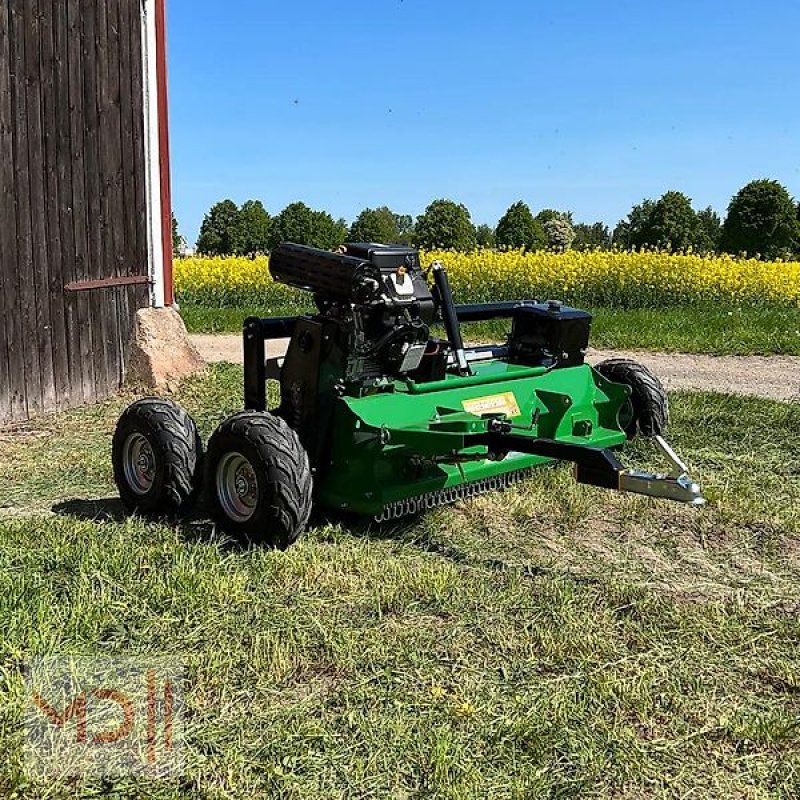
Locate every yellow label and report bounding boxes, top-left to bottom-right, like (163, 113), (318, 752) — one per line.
(462, 392), (521, 419)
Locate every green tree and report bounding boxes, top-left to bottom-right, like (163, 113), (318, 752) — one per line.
(573, 222), (611, 251)
(543, 217), (575, 251)
(721, 179), (800, 259)
(475, 223), (496, 248)
(196, 200), (242, 256)
(414, 199), (477, 251)
(269, 202), (347, 250)
(614, 194), (722, 252)
(797, 201), (800, 253)
(237, 200), (272, 256)
(349, 206), (409, 244)
(171, 213), (185, 255)
(643, 191), (698, 250)
(612, 200), (653, 250)
(611, 222), (630, 249)
(694, 207), (722, 254)
(495, 201), (545, 250)
(613, 198), (667, 250)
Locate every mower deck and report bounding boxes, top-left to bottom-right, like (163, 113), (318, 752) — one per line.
(318, 360), (629, 516)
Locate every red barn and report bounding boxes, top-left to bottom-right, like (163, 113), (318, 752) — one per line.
(0, 0), (174, 424)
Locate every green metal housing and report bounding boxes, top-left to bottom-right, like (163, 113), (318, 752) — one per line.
(317, 360), (630, 516)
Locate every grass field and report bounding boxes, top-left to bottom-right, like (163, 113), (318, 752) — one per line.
(1, 365), (799, 797)
(180, 303), (800, 356)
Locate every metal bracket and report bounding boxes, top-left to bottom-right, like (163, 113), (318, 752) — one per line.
(64, 275), (152, 292)
(653, 435), (689, 478)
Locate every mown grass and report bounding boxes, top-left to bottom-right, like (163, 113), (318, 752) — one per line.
(180, 303), (800, 356)
(1, 365), (799, 798)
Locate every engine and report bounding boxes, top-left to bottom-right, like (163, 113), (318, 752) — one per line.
(270, 243), (437, 384)
(267, 243), (447, 457)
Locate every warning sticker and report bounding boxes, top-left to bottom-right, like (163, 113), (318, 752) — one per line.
(462, 392), (521, 419)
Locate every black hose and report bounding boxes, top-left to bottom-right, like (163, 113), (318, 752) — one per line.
(432, 262), (471, 376)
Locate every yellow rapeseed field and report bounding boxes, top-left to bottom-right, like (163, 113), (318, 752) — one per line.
(175, 250), (800, 309)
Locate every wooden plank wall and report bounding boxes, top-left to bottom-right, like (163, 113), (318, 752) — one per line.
(0, 0), (150, 425)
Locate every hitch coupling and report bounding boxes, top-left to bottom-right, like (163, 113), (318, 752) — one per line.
(617, 435), (705, 506)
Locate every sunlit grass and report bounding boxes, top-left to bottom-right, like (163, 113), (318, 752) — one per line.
(1, 365), (798, 797)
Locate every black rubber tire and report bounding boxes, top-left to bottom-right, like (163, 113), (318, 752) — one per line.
(205, 411), (313, 549)
(594, 358), (669, 439)
(112, 398), (203, 514)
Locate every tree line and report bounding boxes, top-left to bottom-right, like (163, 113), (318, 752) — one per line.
(178, 178), (800, 260)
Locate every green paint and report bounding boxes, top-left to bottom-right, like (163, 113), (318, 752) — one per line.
(316, 360), (629, 515)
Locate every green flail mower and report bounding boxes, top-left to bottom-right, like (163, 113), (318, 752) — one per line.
(112, 243), (704, 548)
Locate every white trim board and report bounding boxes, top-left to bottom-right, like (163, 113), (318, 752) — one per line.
(141, 0), (165, 308)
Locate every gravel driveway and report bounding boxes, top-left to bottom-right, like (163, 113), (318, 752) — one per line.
(189, 335), (800, 403)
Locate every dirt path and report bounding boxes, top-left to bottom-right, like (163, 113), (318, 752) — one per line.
(190, 334), (800, 402)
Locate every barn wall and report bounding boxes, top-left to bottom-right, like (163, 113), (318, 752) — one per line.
(0, 0), (151, 425)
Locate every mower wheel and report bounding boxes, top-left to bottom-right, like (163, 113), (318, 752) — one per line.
(205, 412), (313, 548)
(112, 398), (203, 514)
(594, 358), (669, 439)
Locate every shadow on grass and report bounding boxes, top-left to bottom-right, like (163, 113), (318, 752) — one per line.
(51, 498), (599, 586)
(51, 497), (221, 547)
(52, 497), (129, 522)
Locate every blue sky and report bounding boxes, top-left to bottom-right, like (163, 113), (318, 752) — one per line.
(168, 0), (800, 244)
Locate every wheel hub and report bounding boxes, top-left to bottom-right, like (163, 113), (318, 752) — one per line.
(217, 452), (259, 523)
(122, 433), (156, 495)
